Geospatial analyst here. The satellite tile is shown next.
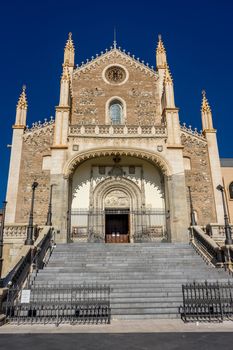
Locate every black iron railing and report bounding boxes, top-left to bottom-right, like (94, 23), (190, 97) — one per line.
(0, 249), (33, 289)
(3, 283), (111, 326)
(32, 228), (53, 271)
(180, 281), (233, 322)
(0, 227), (53, 289)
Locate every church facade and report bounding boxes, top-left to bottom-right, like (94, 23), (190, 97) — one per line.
(5, 34), (226, 244)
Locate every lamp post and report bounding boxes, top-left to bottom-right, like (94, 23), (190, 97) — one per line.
(25, 182), (38, 245)
(46, 184), (54, 226)
(188, 186), (197, 226)
(0, 201), (7, 278)
(216, 184), (232, 245)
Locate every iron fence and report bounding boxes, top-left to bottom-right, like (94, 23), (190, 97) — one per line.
(70, 209), (167, 242)
(3, 283), (111, 326)
(180, 281), (233, 322)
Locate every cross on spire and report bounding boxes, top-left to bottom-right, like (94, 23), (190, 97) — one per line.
(113, 27), (117, 49)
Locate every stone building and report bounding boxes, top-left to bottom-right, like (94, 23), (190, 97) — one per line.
(4, 33), (230, 244)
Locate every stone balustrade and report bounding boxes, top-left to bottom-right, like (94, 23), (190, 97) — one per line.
(24, 117), (55, 134)
(3, 224), (42, 243)
(3, 224), (28, 242)
(204, 223), (233, 244)
(69, 124), (166, 137)
(180, 123), (206, 141)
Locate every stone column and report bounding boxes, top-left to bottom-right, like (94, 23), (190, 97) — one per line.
(50, 148), (69, 242)
(166, 148), (189, 242)
(5, 127), (24, 223)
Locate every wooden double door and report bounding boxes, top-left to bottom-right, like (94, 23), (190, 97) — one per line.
(105, 210), (129, 243)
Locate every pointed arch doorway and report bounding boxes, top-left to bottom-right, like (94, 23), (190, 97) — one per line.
(104, 190), (130, 243)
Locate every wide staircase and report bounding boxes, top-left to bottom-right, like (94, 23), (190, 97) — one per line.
(32, 243), (230, 319)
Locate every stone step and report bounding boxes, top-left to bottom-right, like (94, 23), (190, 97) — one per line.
(31, 242), (230, 320)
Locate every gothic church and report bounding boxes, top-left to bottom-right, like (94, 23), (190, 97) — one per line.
(5, 33), (227, 244)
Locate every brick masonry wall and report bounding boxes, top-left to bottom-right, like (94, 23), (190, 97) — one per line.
(181, 132), (217, 225)
(71, 51), (161, 125)
(15, 126), (54, 224)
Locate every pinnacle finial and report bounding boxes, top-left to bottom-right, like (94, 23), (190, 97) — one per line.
(201, 89), (211, 113)
(17, 85), (28, 110)
(156, 34), (167, 69)
(156, 34), (166, 54)
(65, 32), (74, 51)
(164, 64), (173, 84)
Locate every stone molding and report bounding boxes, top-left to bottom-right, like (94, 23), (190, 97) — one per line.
(63, 147), (172, 179)
(180, 123), (206, 142)
(69, 124), (166, 138)
(73, 48), (158, 80)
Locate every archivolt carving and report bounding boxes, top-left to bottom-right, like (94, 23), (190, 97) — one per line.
(63, 148), (171, 179)
(92, 177), (142, 210)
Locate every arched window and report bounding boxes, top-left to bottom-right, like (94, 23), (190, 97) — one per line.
(109, 100), (123, 124)
(229, 182), (233, 199)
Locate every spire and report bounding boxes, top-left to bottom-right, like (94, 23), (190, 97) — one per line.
(163, 64), (173, 84)
(65, 32), (74, 51)
(201, 90), (211, 113)
(64, 32), (75, 67)
(15, 85), (28, 126)
(17, 85), (27, 110)
(113, 27), (117, 49)
(201, 90), (214, 131)
(59, 64), (70, 106)
(61, 64), (70, 81)
(162, 64), (175, 108)
(156, 34), (167, 69)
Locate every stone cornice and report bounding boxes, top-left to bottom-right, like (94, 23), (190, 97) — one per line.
(51, 145), (68, 149)
(162, 107), (179, 114)
(12, 125), (25, 129)
(55, 106), (70, 112)
(73, 48), (159, 80)
(166, 144), (184, 149)
(203, 129), (216, 135)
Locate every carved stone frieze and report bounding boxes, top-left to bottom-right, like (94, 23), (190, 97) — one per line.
(181, 133), (216, 224)
(15, 125), (54, 225)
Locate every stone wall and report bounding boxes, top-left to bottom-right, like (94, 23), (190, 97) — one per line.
(15, 125), (54, 224)
(71, 50), (161, 125)
(181, 132), (216, 225)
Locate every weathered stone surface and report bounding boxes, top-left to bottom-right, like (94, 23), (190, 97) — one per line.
(15, 126), (54, 224)
(72, 51), (161, 125)
(181, 132), (216, 224)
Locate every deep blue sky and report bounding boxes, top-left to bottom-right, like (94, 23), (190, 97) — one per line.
(1, 0), (233, 203)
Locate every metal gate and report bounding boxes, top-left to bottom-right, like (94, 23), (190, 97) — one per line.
(3, 283), (111, 326)
(70, 209), (167, 242)
(180, 281), (233, 322)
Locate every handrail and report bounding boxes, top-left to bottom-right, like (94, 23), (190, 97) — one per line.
(0, 226), (54, 289)
(190, 226), (223, 267)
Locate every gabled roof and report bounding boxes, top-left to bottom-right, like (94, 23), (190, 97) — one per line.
(73, 47), (158, 79)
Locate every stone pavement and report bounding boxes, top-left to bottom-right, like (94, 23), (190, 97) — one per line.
(0, 319), (233, 333)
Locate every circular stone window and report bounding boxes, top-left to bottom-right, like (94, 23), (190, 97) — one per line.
(105, 66), (127, 84)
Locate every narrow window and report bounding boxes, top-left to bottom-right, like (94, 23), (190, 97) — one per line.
(229, 182), (233, 199)
(109, 100), (123, 124)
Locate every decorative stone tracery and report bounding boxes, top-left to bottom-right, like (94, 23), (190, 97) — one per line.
(64, 148), (171, 179)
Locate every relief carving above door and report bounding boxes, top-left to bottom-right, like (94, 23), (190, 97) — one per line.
(104, 190), (130, 208)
